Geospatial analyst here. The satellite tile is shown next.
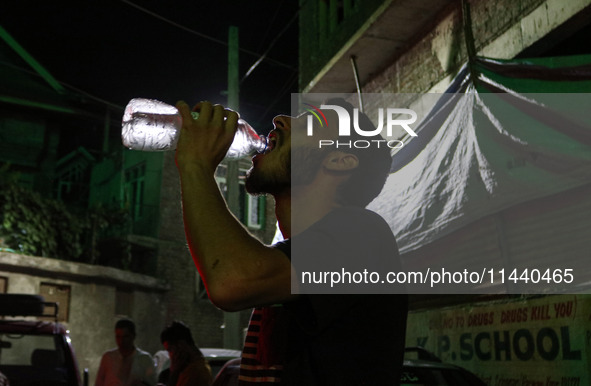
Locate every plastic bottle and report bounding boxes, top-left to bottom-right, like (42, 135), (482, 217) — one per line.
(121, 98), (267, 158)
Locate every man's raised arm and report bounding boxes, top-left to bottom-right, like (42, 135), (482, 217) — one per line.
(174, 101), (293, 311)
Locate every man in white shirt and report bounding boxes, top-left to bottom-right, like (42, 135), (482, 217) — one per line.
(95, 318), (156, 386)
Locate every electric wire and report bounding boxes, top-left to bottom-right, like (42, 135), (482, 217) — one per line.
(119, 0), (297, 72)
(0, 60), (124, 111)
(256, 70), (298, 125)
(118, 0), (299, 122)
(257, 0), (284, 52)
(241, 9), (299, 83)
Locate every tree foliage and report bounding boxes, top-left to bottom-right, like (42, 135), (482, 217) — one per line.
(0, 177), (130, 263)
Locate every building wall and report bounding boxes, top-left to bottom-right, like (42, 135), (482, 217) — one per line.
(0, 108), (58, 193)
(298, 0), (385, 89)
(363, 0), (591, 95)
(0, 251), (168, 382)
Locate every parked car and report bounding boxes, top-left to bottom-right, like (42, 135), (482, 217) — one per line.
(0, 294), (87, 386)
(211, 347), (487, 386)
(212, 357), (240, 386)
(401, 347), (487, 385)
(201, 348), (242, 378)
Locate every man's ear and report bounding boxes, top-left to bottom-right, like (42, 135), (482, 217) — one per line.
(323, 151), (359, 171)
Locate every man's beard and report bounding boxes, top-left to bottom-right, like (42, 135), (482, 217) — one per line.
(245, 149), (291, 195)
(245, 146), (329, 195)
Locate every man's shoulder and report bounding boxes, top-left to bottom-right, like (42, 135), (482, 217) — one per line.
(323, 207), (389, 228)
(134, 347), (153, 359)
(102, 348), (119, 357)
(318, 207), (395, 241)
(289, 206), (400, 274)
(99, 348), (120, 363)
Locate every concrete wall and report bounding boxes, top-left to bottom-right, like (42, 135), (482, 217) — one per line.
(0, 251), (168, 382)
(364, 0), (591, 95)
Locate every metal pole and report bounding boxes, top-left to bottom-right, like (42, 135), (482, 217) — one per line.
(350, 55), (364, 112)
(223, 25), (242, 351)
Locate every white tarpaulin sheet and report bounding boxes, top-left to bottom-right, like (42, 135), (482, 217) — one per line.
(369, 57), (591, 255)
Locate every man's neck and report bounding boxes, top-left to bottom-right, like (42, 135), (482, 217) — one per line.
(274, 191), (291, 238)
(274, 182), (341, 239)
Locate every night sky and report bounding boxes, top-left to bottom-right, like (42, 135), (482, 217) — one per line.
(0, 0), (299, 134)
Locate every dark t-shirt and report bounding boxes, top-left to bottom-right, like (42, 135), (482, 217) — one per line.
(240, 207), (408, 385)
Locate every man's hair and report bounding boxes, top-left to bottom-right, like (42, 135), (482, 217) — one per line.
(324, 98), (392, 208)
(115, 318), (136, 335)
(160, 321), (196, 347)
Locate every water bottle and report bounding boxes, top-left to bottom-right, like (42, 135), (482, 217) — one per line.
(121, 98), (268, 158)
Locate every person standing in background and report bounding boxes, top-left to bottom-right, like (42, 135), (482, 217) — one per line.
(158, 321), (212, 386)
(95, 318), (156, 386)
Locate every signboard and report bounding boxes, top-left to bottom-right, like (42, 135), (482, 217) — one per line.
(405, 294), (590, 385)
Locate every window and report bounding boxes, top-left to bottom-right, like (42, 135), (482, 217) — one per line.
(124, 163), (146, 220)
(246, 195), (265, 229)
(0, 334), (60, 365)
(319, 0), (349, 35)
(54, 147), (95, 206)
(56, 164), (83, 201)
(39, 283), (70, 322)
(215, 163), (265, 230)
(215, 164), (228, 199)
(239, 166), (265, 230)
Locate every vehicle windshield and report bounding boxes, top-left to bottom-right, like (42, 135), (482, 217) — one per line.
(0, 332), (77, 386)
